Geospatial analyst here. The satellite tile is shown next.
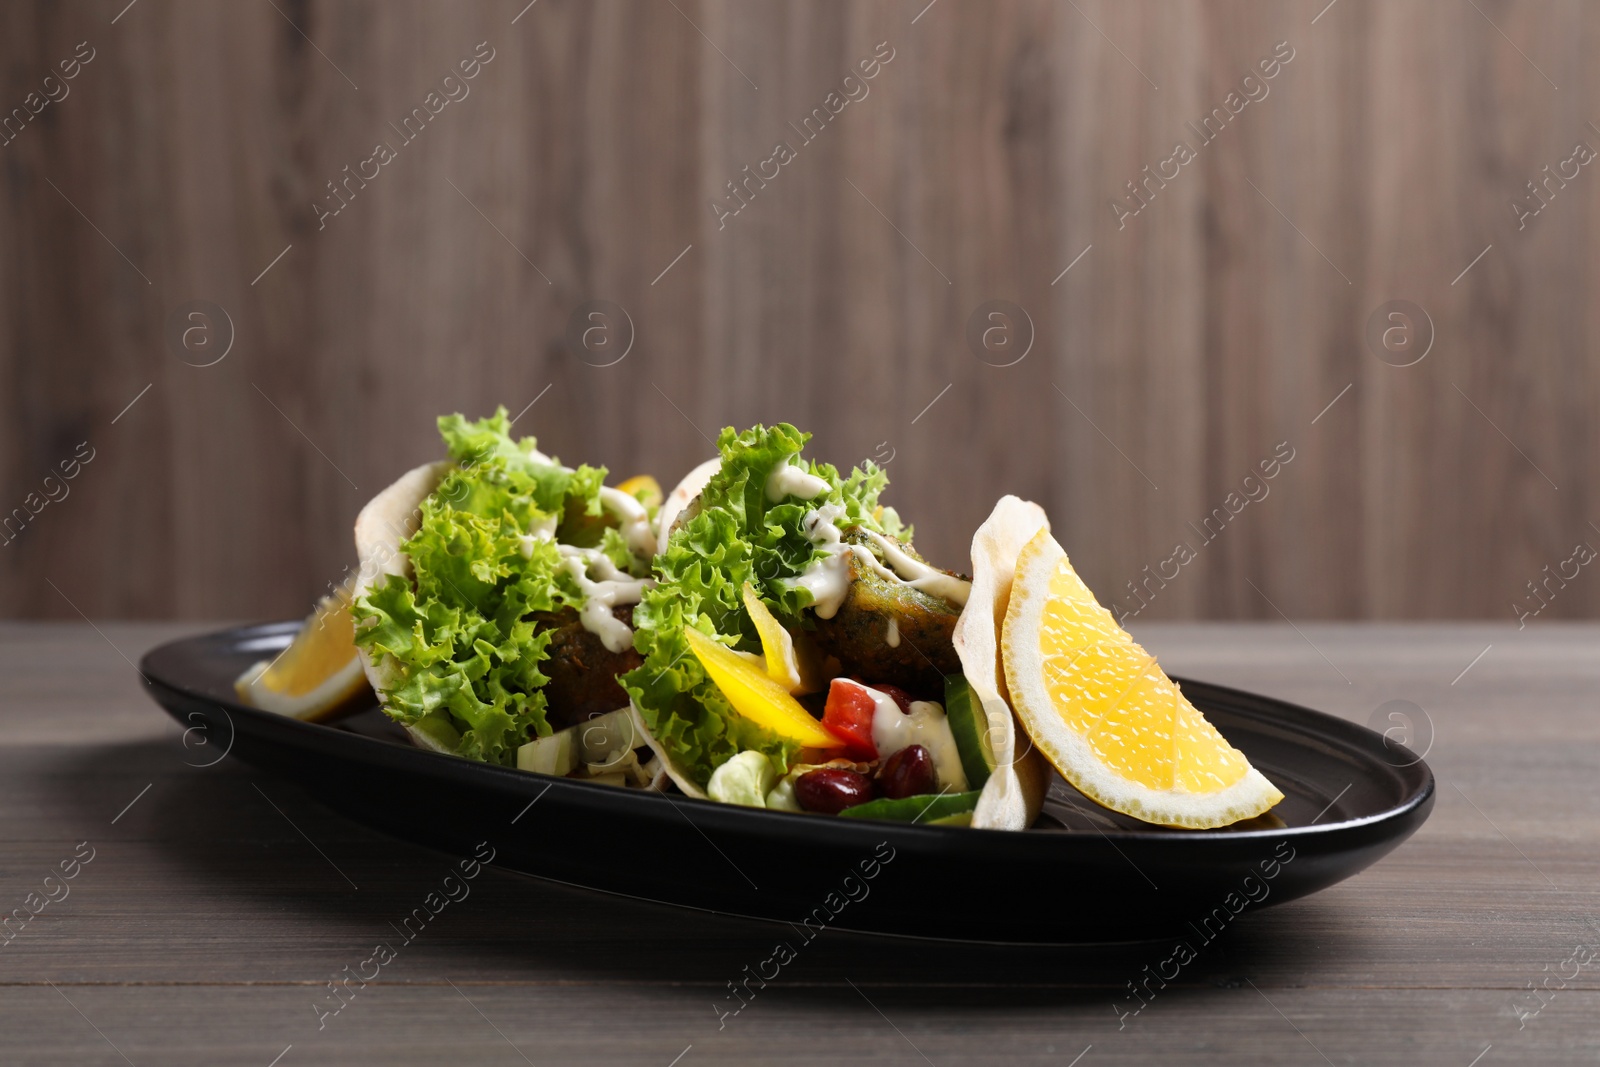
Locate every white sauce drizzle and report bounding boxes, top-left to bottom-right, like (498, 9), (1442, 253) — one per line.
(789, 550), (854, 619)
(793, 550), (857, 617)
(859, 529), (971, 607)
(803, 503), (848, 544)
(886, 617), (900, 648)
(788, 504), (857, 618)
(598, 485), (658, 559)
(847, 681), (968, 792)
(765, 457), (831, 503)
(557, 544), (653, 653)
(786, 505), (972, 617)
(517, 516), (653, 653)
(508, 448), (658, 561)
(517, 513), (559, 557)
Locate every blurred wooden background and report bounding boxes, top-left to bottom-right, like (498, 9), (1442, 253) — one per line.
(2, 0), (1596, 622)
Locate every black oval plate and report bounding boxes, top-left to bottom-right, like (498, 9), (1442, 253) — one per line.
(141, 622), (1433, 943)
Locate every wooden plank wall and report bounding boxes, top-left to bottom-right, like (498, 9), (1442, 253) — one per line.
(1, 0), (1595, 622)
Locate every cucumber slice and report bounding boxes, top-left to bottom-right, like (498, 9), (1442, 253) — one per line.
(943, 674), (994, 789)
(576, 707), (637, 764)
(838, 790), (982, 824)
(927, 811), (974, 827)
(407, 710), (463, 753)
(517, 727), (578, 777)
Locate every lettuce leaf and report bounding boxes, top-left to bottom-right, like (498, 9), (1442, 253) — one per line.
(622, 423), (901, 787)
(437, 409), (607, 518)
(351, 409), (612, 766)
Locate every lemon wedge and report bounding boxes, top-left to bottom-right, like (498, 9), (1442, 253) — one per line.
(683, 626), (840, 748)
(235, 582), (370, 721)
(1001, 529), (1282, 828)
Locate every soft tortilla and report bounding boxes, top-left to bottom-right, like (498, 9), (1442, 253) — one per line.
(656, 456), (721, 556)
(629, 699), (707, 799)
(351, 460), (454, 701)
(956, 496), (1053, 830)
(638, 455), (721, 796)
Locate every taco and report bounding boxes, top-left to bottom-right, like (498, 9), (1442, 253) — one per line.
(349, 408), (668, 788)
(622, 424), (1048, 828)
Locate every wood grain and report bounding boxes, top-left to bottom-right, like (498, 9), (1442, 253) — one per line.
(2, 621), (1597, 1065)
(1, 0), (1597, 624)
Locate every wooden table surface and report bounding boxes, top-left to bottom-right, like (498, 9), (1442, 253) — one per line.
(2, 621), (1594, 1066)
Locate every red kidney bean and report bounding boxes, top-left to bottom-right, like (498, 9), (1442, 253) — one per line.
(794, 768), (875, 814)
(876, 744), (938, 799)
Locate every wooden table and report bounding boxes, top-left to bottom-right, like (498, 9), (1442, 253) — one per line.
(3, 621), (1594, 1066)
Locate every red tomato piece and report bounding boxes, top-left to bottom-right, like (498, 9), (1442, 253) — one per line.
(821, 679), (879, 761)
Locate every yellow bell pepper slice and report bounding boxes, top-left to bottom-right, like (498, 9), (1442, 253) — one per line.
(684, 626), (841, 749)
(741, 583), (804, 692)
(615, 474), (663, 510)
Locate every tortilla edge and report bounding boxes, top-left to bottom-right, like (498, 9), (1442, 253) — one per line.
(959, 496), (1052, 831)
